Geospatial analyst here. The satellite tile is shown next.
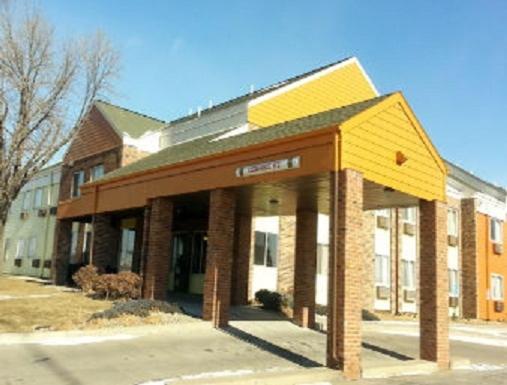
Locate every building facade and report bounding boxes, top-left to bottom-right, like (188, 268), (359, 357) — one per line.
(2, 163), (61, 278)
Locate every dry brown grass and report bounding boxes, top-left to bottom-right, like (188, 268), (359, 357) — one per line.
(0, 276), (111, 333)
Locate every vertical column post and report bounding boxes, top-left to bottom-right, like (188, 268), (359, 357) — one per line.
(231, 213), (252, 306)
(293, 209), (318, 328)
(278, 215), (296, 296)
(92, 214), (120, 273)
(326, 169), (363, 380)
(203, 189), (236, 327)
(461, 198), (478, 319)
(419, 199), (450, 369)
(53, 219), (73, 285)
(142, 197), (173, 300)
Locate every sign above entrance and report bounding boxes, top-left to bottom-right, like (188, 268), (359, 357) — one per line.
(235, 156), (301, 177)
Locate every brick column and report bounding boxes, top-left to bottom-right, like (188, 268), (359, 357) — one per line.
(92, 214), (120, 273)
(461, 198), (478, 319)
(132, 216), (144, 274)
(203, 189), (236, 327)
(419, 199), (449, 369)
(277, 215), (296, 295)
(142, 198), (173, 300)
(293, 210), (318, 328)
(327, 169), (363, 380)
(53, 220), (73, 285)
(231, 213), (252, 306)
(139, 205), (151, 282)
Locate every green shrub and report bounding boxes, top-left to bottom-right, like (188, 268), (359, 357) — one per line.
(91, 300), (181, 320)
(72, 265), (99, 293)
(255, 289), (282, 311)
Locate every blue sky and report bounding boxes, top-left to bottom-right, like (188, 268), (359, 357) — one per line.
(41, 0), (507, 187)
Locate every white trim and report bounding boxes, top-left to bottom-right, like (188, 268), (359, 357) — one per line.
(475, 192), (506, 221)
(248, 57), (379, 108)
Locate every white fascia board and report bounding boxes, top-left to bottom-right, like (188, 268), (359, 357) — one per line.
(248, 57), (379, 108)
(474, 192), (507, 221)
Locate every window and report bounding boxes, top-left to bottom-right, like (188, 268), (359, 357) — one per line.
(253, 231), (278, 267)
(90, 164), (105, 182)
(71, 171), (85, 198)
(402, 259), (416, 289)
(33, 187), (44, 209)
(16, 239), (26, 258)
(448, 209), (458, 237)
(70, 228), (79, 263)
(28, 237), (37, 259)
(449, 269), (459, 297)
(374, 254), (390, 286)
(490, 219), (503, 244)
(118, 228), (136, 272)
(402, 207), (416, 224)
(22, 191), (31, 211)
(316, 243), (329, 275)
(491, 274), (504, 301)
(3, 238), (10, 261)
(191, 232), (207, 274)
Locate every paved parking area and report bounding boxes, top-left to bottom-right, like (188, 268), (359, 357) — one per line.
(0, 315), (506, 385)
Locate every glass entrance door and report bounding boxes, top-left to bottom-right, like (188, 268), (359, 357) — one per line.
(171, 231), (207, 294)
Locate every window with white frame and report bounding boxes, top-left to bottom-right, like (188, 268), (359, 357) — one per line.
(22, 191), (31, 211)
(71, 171), (85, 198)
(316, 243), (329, 275)
(490, 218), (503, 244)
(33, 187), (44, 209)
(16, 239), (26, 258)
(402, 259), (416, 289)
(254, 231), (278, 267)
(491, 274), (504, 301)
(448, 209), (458, 237)
(449, 269), (459, 297)
(374, 254), (390, 287)
(28, 237), (37, 259)
(402, 207), (416, 224)
(90, 164), (105, 182)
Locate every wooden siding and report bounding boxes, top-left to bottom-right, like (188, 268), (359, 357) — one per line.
(64, 106), (122, 163)
(339, 93), (446, 202)
(248, 61), (377, 127)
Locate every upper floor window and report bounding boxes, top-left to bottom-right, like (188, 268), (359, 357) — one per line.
(491, 274), (504, 301)
(90, 164), (105, 182)
(254, 231), (278, 267)
(22, 191), (31, 211)
(33, 187), (44, 209)
(71, 171), (85, 198)
(490, 219), (503, 244)
(402, 207), (416, 224)
(448, 209), (459, 237)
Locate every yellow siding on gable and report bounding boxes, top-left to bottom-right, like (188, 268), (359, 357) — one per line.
(340, 98), (446, 201)
(248, 62), (377, 127)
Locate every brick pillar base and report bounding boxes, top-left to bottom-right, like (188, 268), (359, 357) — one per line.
(293, 210), (317, 328)
(203, 189), (236, 327)
(53, 220), (73, 285)
(419, 199), (449, 369)
(327, 169), (363, 380)
(142, 198), (173, 300)
(461, 198), (478, 319)
(231, 213), (252, 306)
(92, 214), (120, 273)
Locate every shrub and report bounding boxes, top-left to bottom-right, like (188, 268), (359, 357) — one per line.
(255, 289), (282, 311)
(72, 265), (99, 293)
(91, 299), (181, 320)
(93, 271), (142, 300)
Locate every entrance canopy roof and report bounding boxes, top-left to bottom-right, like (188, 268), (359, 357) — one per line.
(58, 92), (446, 219)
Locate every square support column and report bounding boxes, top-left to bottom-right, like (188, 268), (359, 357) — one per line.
(231, 213), (252, 306)
(203, 188), (236, 328)
(419, 199), (450, 369)
(327, 169), (363, 380)
(142, 197), (174, 300)
(91, 214), (120, 273)
(278, 215), (296, 296)
(461, 198), (478, 319)
(293, 209), (318, 328)
(53, 220), (73, 285)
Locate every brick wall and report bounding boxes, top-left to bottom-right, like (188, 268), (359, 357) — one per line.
(231, 213), (252, 305)
(278, 215), (296, 295)
(361, 211), (376, 312)
(461, 198), (478, 318)
(92, 214), (120, 273)
(53, 220), (72, 285)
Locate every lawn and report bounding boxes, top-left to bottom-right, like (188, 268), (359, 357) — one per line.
(0, 276), (111, 333)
